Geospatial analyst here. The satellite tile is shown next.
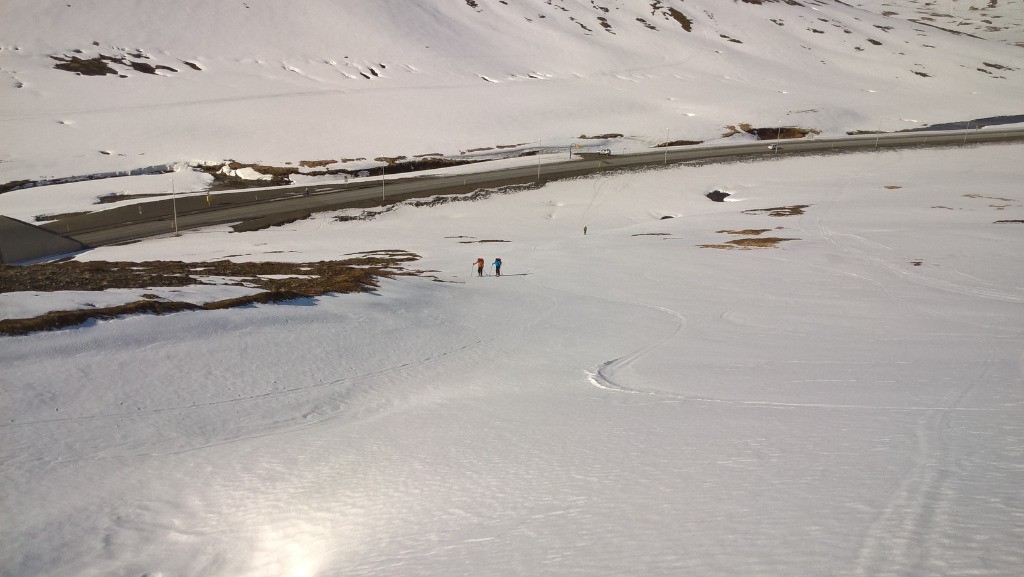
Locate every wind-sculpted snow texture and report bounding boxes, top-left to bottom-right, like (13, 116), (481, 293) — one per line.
(2, 145), (1023, 576)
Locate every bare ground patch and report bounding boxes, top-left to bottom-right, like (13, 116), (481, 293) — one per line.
(51, 53), (179, 77)
(654, 139), (703, 148)
(964, 193), (1015, 203)
(722, 124), (820, 140)
(699, 237), (798, 250)
(700, 220), (798, 250)
(716, 229), (774, 235)
(742, 205), (810, 217)
(0, 253), (421, 336)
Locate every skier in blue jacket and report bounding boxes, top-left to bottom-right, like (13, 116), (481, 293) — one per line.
(492, 257), (502, 276)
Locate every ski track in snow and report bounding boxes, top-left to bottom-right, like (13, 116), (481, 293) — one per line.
(569, 170), (1023, 574)
(586, 368), (1019, 414)
(851, 357), (1000, 576)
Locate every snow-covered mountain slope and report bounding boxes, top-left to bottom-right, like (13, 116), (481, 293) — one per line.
(1, 0), (1022, 186)
(3, 3), (1024, 576)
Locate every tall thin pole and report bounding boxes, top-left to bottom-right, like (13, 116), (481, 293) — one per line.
(170, 179), (179, 236)
(664, 128), (669, 165)
(381, 165), (385, 206)
(537, 139), (542, 180)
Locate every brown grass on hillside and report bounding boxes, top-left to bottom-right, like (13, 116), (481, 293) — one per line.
(299, 159), (337, 168)
(716, 229), (773, 236)
(699, 237), (798, 250)
(0, 253), (421, 336)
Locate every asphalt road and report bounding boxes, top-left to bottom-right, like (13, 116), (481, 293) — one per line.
(45, 128), (1024, 247)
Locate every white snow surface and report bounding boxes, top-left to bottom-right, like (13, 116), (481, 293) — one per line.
(3, 144), (1024, 576)
(2, 0), (1024, 189)
(3, 1), (1024, 575)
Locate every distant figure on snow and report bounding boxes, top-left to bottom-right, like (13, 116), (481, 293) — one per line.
(493, 257), (502, 276)
(583, 225), (588, 235)
(474, 257), (485, 277)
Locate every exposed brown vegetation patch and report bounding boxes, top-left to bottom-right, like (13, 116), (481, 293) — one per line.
(884, 185), (903, 190)
(200, 155), (486, 191)
(995, 220), (1024, 224)
(716, 229), (773, 236)
(51, 53), (179, 76)
(654, 139), (702, 148)
(699, 237), (797, 250)
(983, 62), (1016, 71)
(665, 7), (693, 32)
(751, 126), (820, 140)
(50, 54), (118, 76)
(199, 162), (296, 190)
(742, 205), (810, 217)
(722, 123), (755, 137)
(722, 124), (819, 140)
(631, 232), (671, 237)
(965, 193), (1015, 202)
(0, 254), (420, 336)
(637, 17), (658, 30)
(578, 133), (624, 139)
(299, 159), (337, 168)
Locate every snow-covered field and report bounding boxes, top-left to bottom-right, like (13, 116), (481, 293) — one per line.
(3, 1), (1024, 576)
(4, 144), (1023, 576)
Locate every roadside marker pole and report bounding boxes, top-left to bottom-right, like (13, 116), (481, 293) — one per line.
(170, 179), (179, 236)
(665, 128), (669, 164)
(537, 139), (542, 180)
